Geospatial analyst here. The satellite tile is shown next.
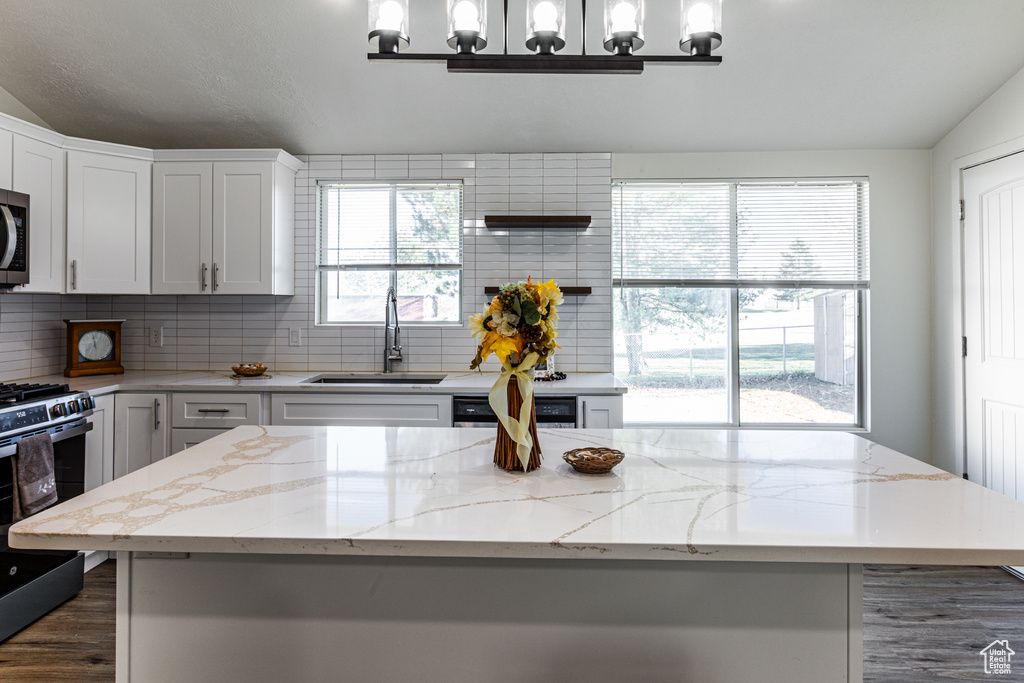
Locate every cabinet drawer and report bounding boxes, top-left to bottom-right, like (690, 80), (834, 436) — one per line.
(271, 393), (452, 427)
(171, 428), (231, 454)
(172, 393), (261, 428)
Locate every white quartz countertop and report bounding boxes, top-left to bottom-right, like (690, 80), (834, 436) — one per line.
(28, 370), (625, 396)
(12, 426), (1024, 565)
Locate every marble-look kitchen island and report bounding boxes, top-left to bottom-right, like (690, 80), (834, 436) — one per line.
(12, 426), (1024, 682)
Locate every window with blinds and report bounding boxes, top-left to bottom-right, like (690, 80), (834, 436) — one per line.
(613, 179), (869, 289)
(317, 182), (463, 324)
(612, 178), (869, 428)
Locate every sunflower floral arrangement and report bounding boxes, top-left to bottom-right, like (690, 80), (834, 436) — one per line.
(468, 278), (563, 472)
(469, 278), (562, 371)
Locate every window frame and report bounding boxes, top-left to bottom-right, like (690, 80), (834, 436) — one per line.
(315, 179), (465, 326)
(612, 177), (869, 431)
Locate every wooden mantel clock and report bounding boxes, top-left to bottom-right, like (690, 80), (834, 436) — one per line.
(64, 319), (125, 377)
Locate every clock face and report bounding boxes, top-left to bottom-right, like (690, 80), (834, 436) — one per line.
(78, 330), (114, 362)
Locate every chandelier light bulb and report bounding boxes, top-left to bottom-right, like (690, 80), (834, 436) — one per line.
(686, 2), (714, 34)
(610, 2), (638, 33)
(376, 0), (405, 31)
(532, 1), (560, 32)
(452, 0), (480, 31)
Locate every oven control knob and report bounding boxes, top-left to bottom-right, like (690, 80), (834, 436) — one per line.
(66, 401), (77, 414)
(78, 398), (90, 412)
(87, 397), (96, 410)
(50, 403), (65, 417)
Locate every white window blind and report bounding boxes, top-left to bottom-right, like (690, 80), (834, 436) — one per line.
(316, 181), (463, 324)
(318, 183), (463, 270)
(613, 179), (869, 289)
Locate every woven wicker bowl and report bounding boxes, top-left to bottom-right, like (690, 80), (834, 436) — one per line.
(231, 362), (267, 377)
(563, 447), (625, 474)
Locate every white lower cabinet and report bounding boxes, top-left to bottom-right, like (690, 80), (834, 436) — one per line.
(171, 428), (231, 454)
(271, 393), (453, 427)
(85, 393), (115, 491)
(170, 392), (261, 454)
(114, 393), (168, 478)
(577, 395), (624, 429)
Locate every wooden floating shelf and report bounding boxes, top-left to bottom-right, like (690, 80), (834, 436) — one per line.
(484, 215), (591, 230)
(484, 286), (592, 296)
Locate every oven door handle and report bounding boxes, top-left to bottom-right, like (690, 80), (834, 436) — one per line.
(0, 421), (94, 460)
(0, 205), (17, 270)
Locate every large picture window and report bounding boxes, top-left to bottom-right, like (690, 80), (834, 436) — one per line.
(317, 182), (463, 324)
(613, 179), (869, 426)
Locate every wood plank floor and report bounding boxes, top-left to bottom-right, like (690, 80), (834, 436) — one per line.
(0, 560), (115, 682)
(864, 565), (1024, 681)
(0, 562), (1021, 681)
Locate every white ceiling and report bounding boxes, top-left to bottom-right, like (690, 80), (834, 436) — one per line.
(1, 0), (1023, 155)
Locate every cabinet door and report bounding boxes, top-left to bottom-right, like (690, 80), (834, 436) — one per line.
(271, 393), (454, 427)
(577, 395), (624, 429)
(0, 129), (12, 190)
(114, 393), (168, 478)
(152, 162), (213, 295)
(13, 135), (65, 293)
(171, 428), (229, 455)
(212, 161), (272, 295)
(85, 393), (115, 490)
(66, 150), (152, 294)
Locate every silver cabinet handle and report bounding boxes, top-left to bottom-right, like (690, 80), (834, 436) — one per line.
(70, 259), (77, 290)
(154, 398), (161, 430)
(201, 263), (208, 291)
(197, 408), (230, 413)
(212, 263), (219, 291)
(582, 401), (587, 429)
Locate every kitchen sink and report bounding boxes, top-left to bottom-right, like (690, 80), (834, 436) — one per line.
(304, 373), (447, 385)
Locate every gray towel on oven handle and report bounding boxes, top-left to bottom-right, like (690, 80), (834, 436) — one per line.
(11, 432), (58, 522)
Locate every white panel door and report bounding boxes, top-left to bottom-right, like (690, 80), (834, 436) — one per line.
(85, 393), (116, 490)
(0, 129), (12, 189)
(13, 134), (65, 293)
(66, 151), (151, 294)
(577, 395), (624, 429)
(114, 393), (168, 478)
(152, 162), (213, 294)
(212, 161), (272, 294)
(964, 151), (1024, 492)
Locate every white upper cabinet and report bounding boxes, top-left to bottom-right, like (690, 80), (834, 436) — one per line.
(0, 115), (68, 294)
(14, 134), (66, 293)
(65, 144), (153, 294)
(152, 151), (300, 295)
(152, 161), (212, 293)
(0, 129), (12, 189)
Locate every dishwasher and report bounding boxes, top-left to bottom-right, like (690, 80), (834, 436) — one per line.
(453, 395), (577, 428)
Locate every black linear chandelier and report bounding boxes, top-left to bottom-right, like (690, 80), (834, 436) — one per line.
(367, 0), (723, 74)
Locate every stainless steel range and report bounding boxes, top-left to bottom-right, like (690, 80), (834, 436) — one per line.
(0, 381), (95, 641)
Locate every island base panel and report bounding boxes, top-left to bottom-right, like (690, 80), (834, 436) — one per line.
(117, 553), (862, 683)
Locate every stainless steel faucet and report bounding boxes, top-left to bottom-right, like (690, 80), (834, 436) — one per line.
(384, 286), (403, 373)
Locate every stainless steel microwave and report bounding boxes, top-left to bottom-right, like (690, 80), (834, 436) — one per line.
(0, 189), (28, 289)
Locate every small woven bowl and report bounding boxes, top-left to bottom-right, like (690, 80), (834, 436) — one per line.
(563, 447), (625, 474)
(231, 362), (267, 377)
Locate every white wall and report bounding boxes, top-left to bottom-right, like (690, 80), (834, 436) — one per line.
(931, 65), (1024, 475)
(613, 151), (933, 462)
(0, 84), (52, 130)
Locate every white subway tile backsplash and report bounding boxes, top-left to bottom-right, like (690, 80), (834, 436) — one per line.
(0, 152), (612, 380)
